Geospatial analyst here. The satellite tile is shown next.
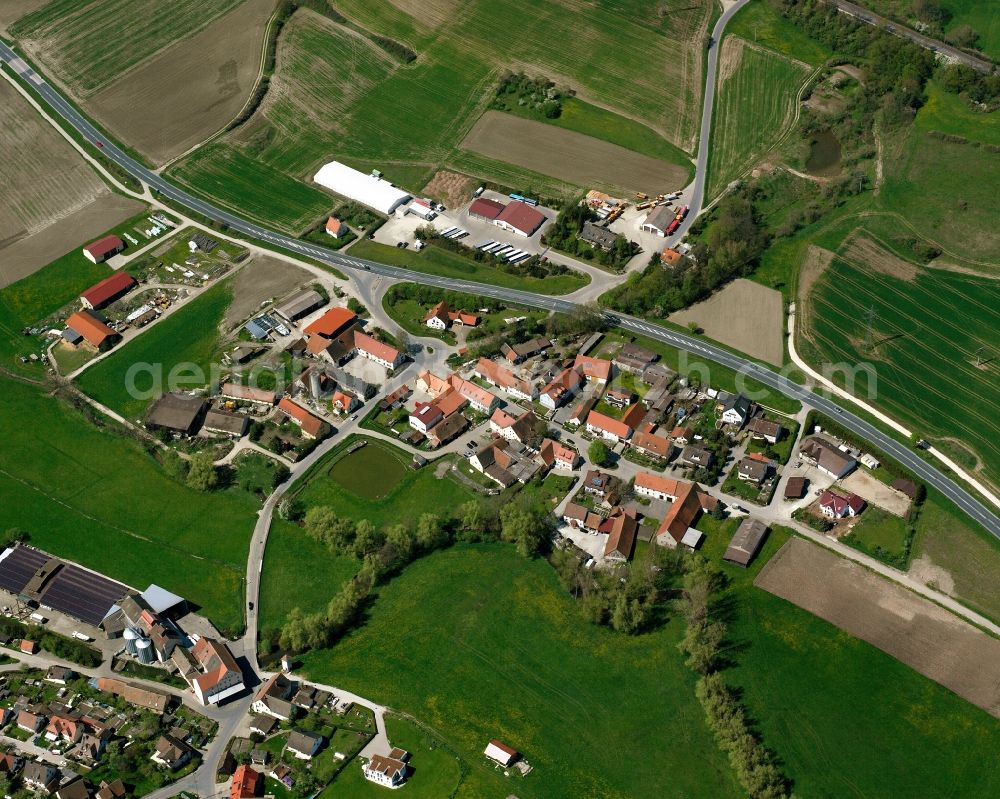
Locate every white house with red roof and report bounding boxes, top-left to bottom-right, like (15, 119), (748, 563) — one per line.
(354, 331), (404, 369)
(818, 490), (866, 519)
(185, 638), (244, 705)
(585, 410), (631, 443)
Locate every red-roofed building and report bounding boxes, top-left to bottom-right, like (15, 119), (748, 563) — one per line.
(82, 235), (124, 264)
(660, 247), (683, 267)
(586, 410), (631, 443)
(473, 357), (536, 401)
(603, 508), (639, 563)
(331, 390), (359, 414)
(231, 764), (262, 799)
(631, 430), (672, 461)
(186, 637), (244, 705)
(354, 331), (404, 369)
(303, 307), (357, 338)
(409, 401), (444, 434)
(540, 367), (583, 410)
(325, 217), (345, 238)
(80, 271), (136, 310)
(423, 301), (481, 331)
(489, 407), (537, 444)
(655, 481), (717, 547)
(573, 354), (612, 384)
(495, 201), (546, 237)
(64, 310), (119, 350)
(819, 490), (866, 519)
(277, 398), (326, 439)
(538, 438), (578, 471)
(468, 197), (505, 220)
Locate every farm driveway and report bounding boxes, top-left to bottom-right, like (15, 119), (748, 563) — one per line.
(756, 537), (1000, 718)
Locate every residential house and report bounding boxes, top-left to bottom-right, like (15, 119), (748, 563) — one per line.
(660, 247), (683, 267)
(746, 417), (784, 444)
(409, 401), (444, 434)
(45, 715), (82, 744)
(231, 764), (263, 799)
(252, 674), (296, 721)
(573, 354), (612, 384)
(567, 396), (597, 427)
(562, 503), (604, 534)
(325, 217), (345, 238)
(354, 331), (404, 370)
(250, 714), (278, 737)
(423, 301), (480, 330)
(286, 729), (323, 760)
(64, 310), (120, 351)
(23, 761), (60, 793)
(819, 490), (866, 519)
(277, 398), (326, 440)
(724, 519), (769, 567)
(670, 425), (694, 446)
(80, 272), (136, 310)
(736, 456), (771, 485)
(55, 777), (94, 799)
(500, 337), (551, 364)
(77, 731), (109, 763)
(604, 388), (634, 408)
(538, 438), (578, 471)
(45, 666), (75, 685)
(603, 508), (639, 564)
(96, 781), (126, 799)
(151, 735), (196, 770)
(720, 394), (752, 427)
(630, 430), (672, 461)
(484, 740), (519, 767)
(582, 470), (614, 500)
(655, 481), (717, 549)
(363, 749), (409, 788)
(416, 370), (450, 396)
(634, 472), (683, 501)
(489, 407), (538, 445)
(579, 221), (618, 251)
(585, 410), (631, 443)
(331, 390), (359, 415)
(0, 751), (23, 777)
(19, 639), (38, 655)
(680, 445), (713, 468)
(471, 440), (540, 487)
(17, 710), (45, 733)
(448, 375), (499, 413)
(185, 637), (245, 706)
(270, 764), (294, 789)
(800, 438), (857, 479)
(540, 366), (583, 410)
(473, 357), (536, 401)
(379, 385), (411, 411)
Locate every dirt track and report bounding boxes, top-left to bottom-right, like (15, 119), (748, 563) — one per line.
(669, 279), (784, 365)
(756, 537), (1000, 718)
(461, 111), (688, 195)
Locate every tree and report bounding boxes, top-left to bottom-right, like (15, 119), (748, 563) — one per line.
(161, 449), (188, 482)
(0, 528), (29, 548)
(277, 497), (303, 522)
(458, 500), (484, 536)
(352, 519), (384, 558)
(186, 451), (218, 491)
(588, 439), (611, 467)
(303, 506), (339, 546)
(499, 504), (547, 557)
(415, 513), (448, 551)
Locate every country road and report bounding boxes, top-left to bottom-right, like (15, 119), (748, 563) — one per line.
(0, 31), (996, 544)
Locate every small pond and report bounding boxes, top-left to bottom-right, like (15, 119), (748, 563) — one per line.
(805, 130), (842, 176)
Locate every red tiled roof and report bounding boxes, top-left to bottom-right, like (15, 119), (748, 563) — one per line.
(303, 307), (357, 337)
(432, 388), (467, 418)
(496, 201), (545, 235)
(65, 310), (117, 347)
(634, 472), (682, 497)
(469, 198), (505, 219)
(231, 765), (262, 799)
(620, 403), (645, 431)
(586, 410), (631, 440)
(80, 271), (136, 309)
(325, 217), (344, 235)
(423, 300), (450, 324)
(573, 354), (612, 382)
(354, 330), (401, 365)
(660, 247), (682, 266)
(631, 431), (671, 457)
(83, 235), (124, 260)
(657, 482), (703, 544)
(278, 398), (324, 438)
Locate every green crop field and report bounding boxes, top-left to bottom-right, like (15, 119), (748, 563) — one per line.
(0, 376), (254, 633)
(699, 524), (1000, 798)
(75, 279), (233, 421)
(801, 250), (1000, 487)
(297, 544), (741, 799)
(291, 437), (473, 531)
(707, 37), (813, 199)
(9, 0), (243, 96)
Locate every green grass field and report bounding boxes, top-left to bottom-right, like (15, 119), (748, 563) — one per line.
(707, 37), (813, 199)
(700, 522), (1000, 797)
(75, 279), (233, 420)
(298, 543), (740, 799)
(291, 437), (473, 530)
(802, 247), (1000, 487)
(0, 376), (253, 633)
(349, 239), (588, 295)
(9, 0), (243, 95)
(726, 0), (832, 65)
(915, 81), (1000, 147)
(844, 506), (911, 560)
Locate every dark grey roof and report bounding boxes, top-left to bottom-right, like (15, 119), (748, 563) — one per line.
(579, 222), (618, 250)
(146, 393), (206, 433)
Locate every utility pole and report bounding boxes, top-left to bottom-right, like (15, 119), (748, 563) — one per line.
(863, 305), (878, 352)
(975, 346), (986, 367)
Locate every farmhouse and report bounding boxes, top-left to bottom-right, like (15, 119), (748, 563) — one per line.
(64, 310), (119, 351)
(579, 222), (618, 251)
(277, 398), (326, 439)
(473, 357), (536, 400)
(82, 234), (124, 264)
(325, 217), (345, 238)
(490, 407), (538, 444)
(660, 247), (683, 267)
(80, 271), (136, 310)
(275, 290), (325, 324)
(586, 410), (632, 443)
(484, 740), (518, 767)
(354, 331), (404, 369)
(819, 490), (866, 519)
(614, 343), (658, 374)
(468, 197), (505, 220)
(603, 508), (639, 563)
(540, 366), (584, 410)
(640, 206), (673, 237)
(800, 437), (857, 479)
(363, 749), (409, 788)
(313, 161), (410, 214)
(146, 393), (206, 435)
(746, 416), (784, 444)
(630, 430), (672, 461)
(538, 438), (578, 471)
(573, 354), (612, 383)
(495, 200), (546, 237)
(220, 383), (278, 406)
(184, 637), (244, 706)
(471, 440), (539, 487)
(252, 674), (295, 721)
(449, 375), (499, 413)
(423, 300), (480, 330)
(655, 481), (716, 548)
(724, 518), (769, 567)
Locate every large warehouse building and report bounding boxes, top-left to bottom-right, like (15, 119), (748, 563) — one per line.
(313, 161), (411, 215)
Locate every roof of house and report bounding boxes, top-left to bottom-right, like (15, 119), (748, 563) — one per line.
(366, 753), (407, 781)
(656, 482), (706, 544)
(583, 469), (612, 492)
(231, 764), (263, 799)
(642, 205), (673, 232)
(428, 411), (468, 445)
(724, 518), (769, 566)
(469, 197), (505, 219)
(631, 430), (672, 458)
(423, 300), (451, 325)
(83, 235), (124, 260)
(189, 637), (242, 698)
(802, 438), (856, 475)
(97, 780), (126, 799)
(738, 457), (770, 480)
(278, 398), (325, 438)
(573, 354), (612, 382)
(747, 417), (783, 438)
(65, 310), (117, 347)
(569, 395), (597, 424)
(432, 388), (467, 418)
(660, 247), (683, 266)
(819, 490), (866, 515)
(497, 201), (545, 234)
(671, 425), (694, 440)
(220, 382), (277, 404)
(539, 438), (576, 466)
(354, 330), (401, 364)
(474, 357), (533, 396)
(80, 272), (136, 308)
(146, 393), (205, 432)
(681, 444), (713, 465)
(541, 366), (583, 403)
(325, 217), (344, 235)
(634, 472), (682, 497)
(411, 401), (444, 429)
(603, 509), (638, 560)
(722, 393), (751, 418)
(287, 728), (323, 754)
(579, 221), (618, 249)
(155, 734), (195, 762)
(783, 476), (807, 498)
(303, 307), (357, 338)
(586, 410), (631, 440)
(450, 376), (496, 408)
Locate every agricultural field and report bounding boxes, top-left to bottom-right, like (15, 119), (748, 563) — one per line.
(86, 0), (278, 164)
(298, 543), (741, 799)
(699, 525), (1000, 798)
(223, 254), (312, 328)
(289, 437), (473, 530)
(0, 79), (144, 287)
(461, 112), (689, 196)
(9, 0), (244, 96)
(0, 376), (254, 634)
(707, 37), (813, 199)
(799, 237), (1000, 488)
(668, 278), (785, 365)
(75, 279), (234, 421)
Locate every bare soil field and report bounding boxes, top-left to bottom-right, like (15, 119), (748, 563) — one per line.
(756, 537), (1000, 718)
(0, 194), (143, 290)
(840, 470), (912, 517)
(0, 0), (45, 35)
(908, 554), (956, 595)
(796, 244), (834, 345)
(224, 255), (311, 328)
(669, 279), (785, 365)
(87, 0), (276, 165)
(839, 232), (919, 281)
(421, 171), (475, 210)
(461, 111), (689, 195)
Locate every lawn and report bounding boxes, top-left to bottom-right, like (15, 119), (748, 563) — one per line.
(0, 376), (254, 633)
(915, 80), (1000, 147)
(726, 0), (833, 66)
(349, 238), (588, 295)
(298, 543), (740, 799)
(700, 523), (1000, 798)
(75, 279), (234, 420)
(842, 506), (911, 563)
(290, 437), (473, 530)
(707, 36), (813, 199)
(801, 246), (1000, 487)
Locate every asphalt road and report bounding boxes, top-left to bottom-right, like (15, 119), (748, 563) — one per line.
(1, 38), (997, 540)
